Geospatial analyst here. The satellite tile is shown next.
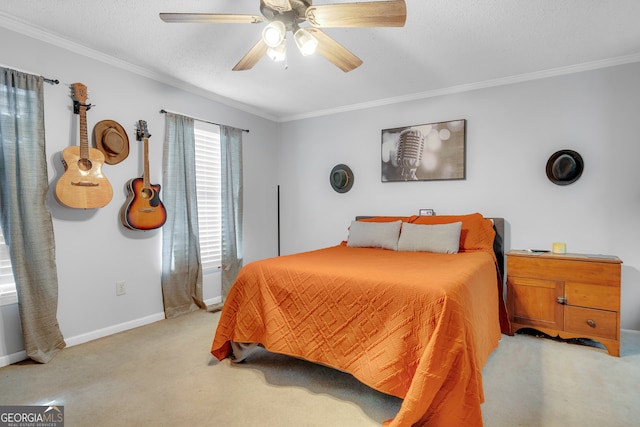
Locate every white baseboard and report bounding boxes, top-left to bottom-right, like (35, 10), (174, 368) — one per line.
(0, 300), (223, 368)
(204, 296), (222, 307)
(0, 313), (165, 367)
(0, 350), (27, 368)
(64, 312), (166, 348)
(66, 299), (221, 347)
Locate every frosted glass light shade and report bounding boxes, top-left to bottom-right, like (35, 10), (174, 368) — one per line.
(294, 27), (318, 56)
(262, 21), (286, 48)
(267, 42), (287, 62)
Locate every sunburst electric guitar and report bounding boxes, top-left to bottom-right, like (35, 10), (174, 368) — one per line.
(120, 120), (167, 230)
(55, 83), (113, 209)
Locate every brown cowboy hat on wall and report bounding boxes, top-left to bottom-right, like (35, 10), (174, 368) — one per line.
(94, 120), (129, 165)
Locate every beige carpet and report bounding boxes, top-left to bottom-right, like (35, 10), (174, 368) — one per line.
(0, 309), (638, 426)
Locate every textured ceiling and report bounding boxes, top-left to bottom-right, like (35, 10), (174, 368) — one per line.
(1, 0), (639, 121)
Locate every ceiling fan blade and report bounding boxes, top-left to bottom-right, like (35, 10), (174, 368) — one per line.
(306, 29), (363, 73)
(306, 1), (406, 28)
(233, 39), (269, 71)
(159, 13), (264, 24)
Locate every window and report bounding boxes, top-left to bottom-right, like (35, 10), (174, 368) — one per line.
(0, 76), (40, 307)
(0, 228), (17, 305)
(194, 122), (222, 273)
(0, 86), (18, 304)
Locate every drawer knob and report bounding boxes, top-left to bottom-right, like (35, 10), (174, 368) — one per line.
(587, 319), (596, 328)
(557, 296), (567, 305)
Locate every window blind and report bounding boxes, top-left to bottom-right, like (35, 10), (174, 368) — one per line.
(194, 125), (222, 273)
(0, 230), (17, 304)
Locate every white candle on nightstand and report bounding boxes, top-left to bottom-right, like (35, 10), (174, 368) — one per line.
(552, 242), (567, 254)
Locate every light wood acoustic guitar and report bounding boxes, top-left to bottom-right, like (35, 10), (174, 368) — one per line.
(55, 83), (113, 209)
(120, 120), (167, 230)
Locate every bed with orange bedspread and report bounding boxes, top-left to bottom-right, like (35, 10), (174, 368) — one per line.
(211, 213), (509, 427)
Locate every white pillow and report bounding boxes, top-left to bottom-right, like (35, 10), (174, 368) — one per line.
(346, 220), (402, 250)
(397, 222), (462, 254)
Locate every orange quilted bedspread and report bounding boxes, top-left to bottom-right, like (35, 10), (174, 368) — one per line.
(211, 244), (502, 426)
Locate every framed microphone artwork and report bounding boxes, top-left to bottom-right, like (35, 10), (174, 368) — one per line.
(381, 119), (466, 182)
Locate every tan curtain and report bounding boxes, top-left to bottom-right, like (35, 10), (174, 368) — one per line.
(0, 67), (66, 363)
(161, 112), (205, 318)
(220, 126), (243, 301)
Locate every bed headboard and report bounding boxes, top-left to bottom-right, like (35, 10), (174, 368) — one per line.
(355, 216), (505, 280)
(490, 218), (505, 279)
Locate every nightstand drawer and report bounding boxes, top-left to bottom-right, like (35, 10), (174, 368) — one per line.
(565, 281), (620, 311)
(565, 306), (617, 340)
(507, 253), (620, 285)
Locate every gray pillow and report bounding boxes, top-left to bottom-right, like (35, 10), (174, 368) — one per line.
(346, 220), (402, 250)
(397, 222), (462, 254)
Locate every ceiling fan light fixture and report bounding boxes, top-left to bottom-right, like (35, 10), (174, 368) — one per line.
(262, 21), (286, 48)
(267, 41), (287, 62)
(162, 0), (408, 72)
(294, 27), (318, 56)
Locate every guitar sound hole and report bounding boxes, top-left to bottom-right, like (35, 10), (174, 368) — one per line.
(78, 158), (93, 171)
(141, 188), (153, 200)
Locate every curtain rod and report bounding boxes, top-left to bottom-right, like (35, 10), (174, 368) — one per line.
(0, 64), (59, 85)
(160, 109), (249, 133)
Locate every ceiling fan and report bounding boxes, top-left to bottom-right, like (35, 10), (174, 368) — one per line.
(160, 0), (407, 72)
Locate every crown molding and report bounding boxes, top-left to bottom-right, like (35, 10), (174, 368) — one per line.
(0, 12), (278, 122)
(279, 52), (640, 122)
(2, 11), (638, 124)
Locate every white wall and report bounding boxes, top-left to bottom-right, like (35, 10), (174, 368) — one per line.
(278, 63), (640, 331)
(0, 27), (280, 364)
(2, 26), (639, 367)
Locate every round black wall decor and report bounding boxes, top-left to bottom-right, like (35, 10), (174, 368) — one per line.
(330, 164), (354, 193)
(546, 150), (584, 186)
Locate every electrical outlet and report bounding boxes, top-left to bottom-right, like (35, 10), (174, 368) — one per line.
(116, 280), (126, 296)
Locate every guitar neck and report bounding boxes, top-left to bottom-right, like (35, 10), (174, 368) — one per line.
(78, 104), (89, 160)
(143, 137), (150, 189)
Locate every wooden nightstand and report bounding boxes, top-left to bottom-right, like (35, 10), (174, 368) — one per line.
(506, 250), (622, 356)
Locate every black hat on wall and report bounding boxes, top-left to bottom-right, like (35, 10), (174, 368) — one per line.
(546, 150), (584, 186)
(330, 164), (354, 193)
